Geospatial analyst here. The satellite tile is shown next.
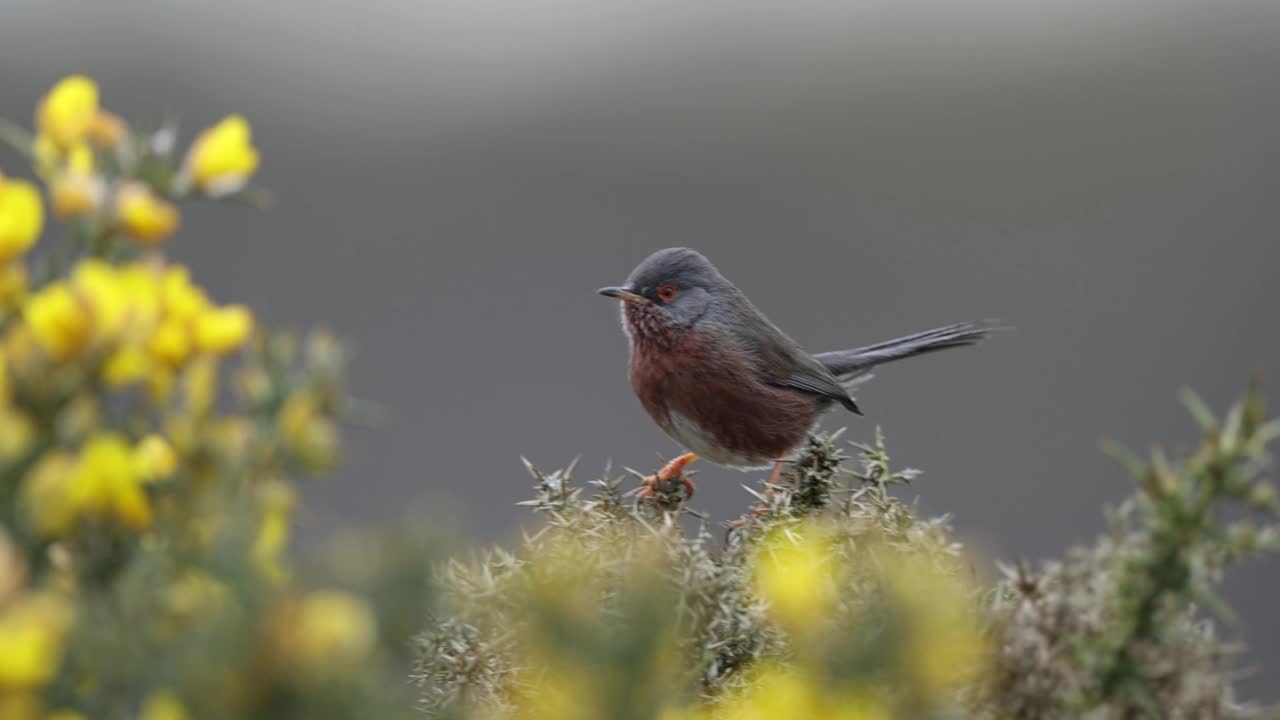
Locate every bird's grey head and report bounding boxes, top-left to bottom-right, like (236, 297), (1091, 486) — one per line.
(597, 247), (732, 331)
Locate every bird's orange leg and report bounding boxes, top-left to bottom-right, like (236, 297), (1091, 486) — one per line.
(753, 460), (786, 514)
(637, 452), (699, 504)
(726, 460), (789, 535)
(766, 460), (785, 488)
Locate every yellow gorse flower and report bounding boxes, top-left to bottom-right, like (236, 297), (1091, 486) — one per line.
(36, 75), (99, 150)
(516, 664), (597, 720)
(49, 173), (103, 219)
(194, 304), (253, 356)
(878, 552), (990, 692)
(146, 320), (191, 367)
(102, 347), (150, 386)
(32, 134), (62, 180)
(18, 435), (157, 537)
(87, 110), (127, 149)
(139, 691), (189, 720)
(134, 434), (178, 482)
(64, 144), (94, 176)
(0, 261), (27, 311)
(21, 452), (78, 538)
(69, 260), (133, 343)
(713, 666), (891, 720)
(275, 591), (377, 675)
(182, 355), (218, 416)
(0, 353), (10, 405)
(185, 115), (260, 195)
(253, 480), (296, 581)
(32, 73), (125, 180)
(160, 266), (210, 323)
(277, 392), (338, 470)
(754, 524), (839, 635)
(165, 570), (231, 620)
(48, 143), (103, 219)
(114, 182), (180, 245)
(68, 433), (153, 531)
(0, 407), (35, 463)
(23, 282), (93, 361)
(0, 175), (44, 264)
(0, 591), (75, 689)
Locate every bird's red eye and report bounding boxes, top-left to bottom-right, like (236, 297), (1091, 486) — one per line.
(657, 284), (679, 302)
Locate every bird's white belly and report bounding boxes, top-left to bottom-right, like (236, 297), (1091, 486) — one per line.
(665, 411), (776, 470)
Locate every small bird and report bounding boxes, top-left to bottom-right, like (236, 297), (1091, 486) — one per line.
(598, 247), (997, 499)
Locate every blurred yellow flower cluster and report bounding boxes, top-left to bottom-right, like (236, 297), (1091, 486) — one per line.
(501, 538), (683, 720)
(271, 589), (378, 678)
(15, 259), (253, 381)
(747, 523), (989, 716)
(22, 432), (172, 538)
(878, 547), (990, 692)
(720, 537), (984, 719)
(469, 512), (988, 720)
(22, 74), (259, 247)
(753, 525), (839, 636)
(0, 76), (374, 719)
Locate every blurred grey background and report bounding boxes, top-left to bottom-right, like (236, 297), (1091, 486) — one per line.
(3, 0), (1279, 698)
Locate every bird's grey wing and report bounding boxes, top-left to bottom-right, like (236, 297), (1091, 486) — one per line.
(771, 355), (862, 414)
(740, 314), (862, 413)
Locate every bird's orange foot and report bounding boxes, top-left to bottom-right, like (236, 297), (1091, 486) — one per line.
(636, 452), (698, 507)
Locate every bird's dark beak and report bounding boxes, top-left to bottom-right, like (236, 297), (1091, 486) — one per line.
(597, 286), (650, 304)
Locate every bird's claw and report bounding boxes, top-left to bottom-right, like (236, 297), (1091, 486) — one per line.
(636, 452), (698, 508)
(657, 452), (699, 486)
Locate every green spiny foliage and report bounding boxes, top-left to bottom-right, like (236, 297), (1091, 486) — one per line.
(982, 379), (1280, 720)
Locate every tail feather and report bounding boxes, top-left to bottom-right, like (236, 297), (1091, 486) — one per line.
(815, 321), (1001, 380)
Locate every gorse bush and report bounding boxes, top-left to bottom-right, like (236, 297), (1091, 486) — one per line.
(1, 76), (1276, 720)
(983, 379), (1280, 719)
(416, 389), (1280, 720)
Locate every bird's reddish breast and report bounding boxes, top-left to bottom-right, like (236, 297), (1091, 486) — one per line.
(627, 321), (819, 467)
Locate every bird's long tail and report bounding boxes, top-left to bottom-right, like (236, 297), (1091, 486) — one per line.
(814, 321), (1000, 382)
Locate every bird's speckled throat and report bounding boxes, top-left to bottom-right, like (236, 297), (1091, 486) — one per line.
(622, 301), (681, 351)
